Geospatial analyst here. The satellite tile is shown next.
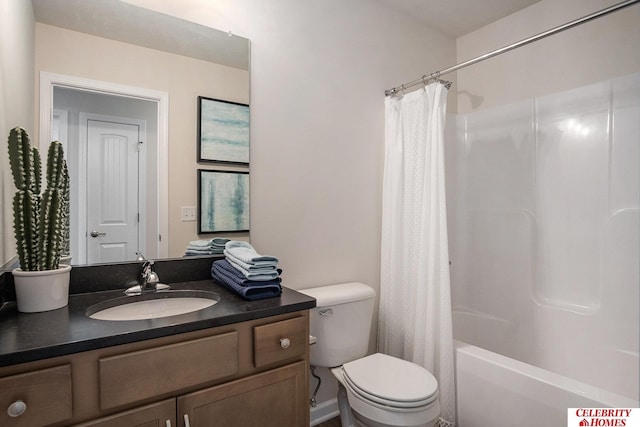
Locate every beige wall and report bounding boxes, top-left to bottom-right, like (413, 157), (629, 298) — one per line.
(128, 0), (456, 293)
(456, 0), (640, 112)
(248, 2), (454, 293)
(34, 23), (249, 257)
(0, 0), (35, 266)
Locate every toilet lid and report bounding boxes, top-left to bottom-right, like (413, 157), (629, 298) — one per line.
(341, 353), (438, 408)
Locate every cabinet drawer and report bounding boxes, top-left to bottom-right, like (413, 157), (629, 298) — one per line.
(0, 364), (72, 426)
(99, 331), (238, 409)
(253, 316), (307, 368)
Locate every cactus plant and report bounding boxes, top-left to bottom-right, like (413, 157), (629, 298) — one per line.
(59, 161), (71, 257)
(8, 127), (69, 271)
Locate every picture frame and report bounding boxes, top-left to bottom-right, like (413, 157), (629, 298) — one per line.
(198, 169), (250, 234)
(197, 96), (250, 164)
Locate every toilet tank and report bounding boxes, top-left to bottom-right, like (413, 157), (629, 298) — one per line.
(299, 282), (376, 368)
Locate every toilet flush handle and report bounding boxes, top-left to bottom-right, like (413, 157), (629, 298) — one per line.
(319, 308), (333, 317)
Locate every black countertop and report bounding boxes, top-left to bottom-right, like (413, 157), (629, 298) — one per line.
(0, 279), (316, 368)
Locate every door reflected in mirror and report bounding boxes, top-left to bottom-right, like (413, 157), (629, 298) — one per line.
(52, 86), (157, 265)
(45, 75), (167, 265)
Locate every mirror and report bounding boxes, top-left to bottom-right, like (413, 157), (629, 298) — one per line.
(0, 0), (250, 267)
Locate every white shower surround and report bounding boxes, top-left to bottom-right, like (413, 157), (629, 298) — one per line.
(448, 73), (640, 425)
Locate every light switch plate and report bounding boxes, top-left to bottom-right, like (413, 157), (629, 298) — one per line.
(181, 206), (196, 221)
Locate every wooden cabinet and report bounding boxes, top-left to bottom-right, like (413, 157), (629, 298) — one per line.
(178, 361), (307, 427)
(0, 311), (310, 427)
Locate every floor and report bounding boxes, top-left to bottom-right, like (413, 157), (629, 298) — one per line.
(316, 417), (341, 427)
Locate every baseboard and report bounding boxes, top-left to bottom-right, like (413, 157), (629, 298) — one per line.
(310, 397), (339, 426)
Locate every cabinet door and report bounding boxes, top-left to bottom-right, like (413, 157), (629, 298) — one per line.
(177, 361), (308, 427)
(74, 398), (176, 427)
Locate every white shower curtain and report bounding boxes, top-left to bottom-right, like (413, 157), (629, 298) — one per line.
(379, 83), (455, 426)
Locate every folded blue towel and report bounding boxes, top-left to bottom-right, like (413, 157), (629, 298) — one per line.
(185, 247), (224, 256)
(187, 247), (215, 252)
(224, 241), (279, 265)
(214, 277), (282, 300)
(185, 238), (229, 256)
(211, 260), (281, 300)
(211, 238), (231, 248)
(225, 257), (282, 280)
(219, 258), (282, 281)
(185, 250), (223, 256)
(224, 252), (278, 271)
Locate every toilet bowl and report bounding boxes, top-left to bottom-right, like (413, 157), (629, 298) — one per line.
(299, 283), (441, 427)
(333, 353), (440, 427)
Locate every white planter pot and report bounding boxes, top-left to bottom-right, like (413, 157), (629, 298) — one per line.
(12, 264), (72, 313)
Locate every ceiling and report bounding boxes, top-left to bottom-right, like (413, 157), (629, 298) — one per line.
(377, 0), (541, 37)
(32, 0), (541, 65)
(31, 0), (249, 70)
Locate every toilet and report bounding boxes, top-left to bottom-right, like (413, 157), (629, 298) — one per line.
(299, 282), (440, 427)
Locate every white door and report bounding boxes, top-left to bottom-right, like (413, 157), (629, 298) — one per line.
(86, 118), (144, 264)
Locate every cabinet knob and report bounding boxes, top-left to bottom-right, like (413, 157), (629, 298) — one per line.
(7, 400), (27, 417)
(280, 337), (291, 349)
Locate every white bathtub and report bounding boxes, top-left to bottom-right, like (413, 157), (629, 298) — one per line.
(454, 340), (639, 427)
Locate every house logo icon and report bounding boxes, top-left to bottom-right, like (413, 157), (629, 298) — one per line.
(579, 419), (589, 426)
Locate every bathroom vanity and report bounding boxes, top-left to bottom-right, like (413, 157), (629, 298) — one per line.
(0, 258), (315, 426)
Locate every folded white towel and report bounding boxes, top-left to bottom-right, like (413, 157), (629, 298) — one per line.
(189, 239), (213, 248)
(224, 241), (279, 265)
(227, 257), (280, 280)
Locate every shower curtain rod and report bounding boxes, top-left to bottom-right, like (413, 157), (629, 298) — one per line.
(385, 0), (640, 97)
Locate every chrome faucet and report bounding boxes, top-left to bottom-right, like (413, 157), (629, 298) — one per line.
(141, 260), (160, 289)
(124, 258), (169, 295)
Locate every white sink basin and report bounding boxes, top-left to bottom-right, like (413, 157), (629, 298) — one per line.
(87, 290), (220, 321)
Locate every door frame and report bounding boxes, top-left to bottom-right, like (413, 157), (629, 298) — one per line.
(39, 71), (169, 259)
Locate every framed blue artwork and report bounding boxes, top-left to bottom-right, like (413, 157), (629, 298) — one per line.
(198, 169), (249, 234)
(197, 96), (249, 165)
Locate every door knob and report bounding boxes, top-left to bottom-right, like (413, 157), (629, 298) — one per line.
(90, 230), (107, 238)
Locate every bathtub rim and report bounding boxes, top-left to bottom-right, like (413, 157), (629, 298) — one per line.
(453, 339), (639, 408)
